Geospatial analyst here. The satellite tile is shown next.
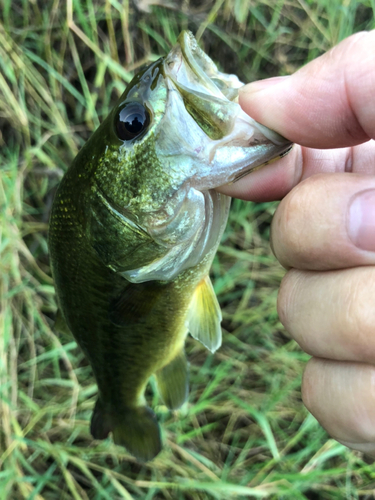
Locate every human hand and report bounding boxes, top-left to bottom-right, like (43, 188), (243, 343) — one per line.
(218, 30), (375, 455)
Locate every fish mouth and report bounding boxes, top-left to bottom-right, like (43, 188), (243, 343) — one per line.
(166, 31), (242, 103)
(161, 31), (292, 188)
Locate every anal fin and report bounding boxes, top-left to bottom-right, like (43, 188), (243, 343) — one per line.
(186, 275), (222, 353)
(155, 351), (189, 410)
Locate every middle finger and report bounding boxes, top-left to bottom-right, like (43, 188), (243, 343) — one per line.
(271, 172), (375, 271)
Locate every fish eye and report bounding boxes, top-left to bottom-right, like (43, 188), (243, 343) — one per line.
(115, 102), (150, 141)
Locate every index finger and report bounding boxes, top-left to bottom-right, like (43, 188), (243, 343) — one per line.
(217, 30), (375, 201)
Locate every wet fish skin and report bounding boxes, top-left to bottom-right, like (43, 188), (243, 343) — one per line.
(49, 31), (292, 461)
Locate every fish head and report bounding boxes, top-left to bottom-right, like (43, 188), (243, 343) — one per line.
(87, 31), (292, 282)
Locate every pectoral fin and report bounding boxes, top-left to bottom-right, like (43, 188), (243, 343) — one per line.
(155, 351), (189, 410)
(186, 275), (222, 353)
(109, 281), (161, 326)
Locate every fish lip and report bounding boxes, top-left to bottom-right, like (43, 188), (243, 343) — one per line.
(170, 31), (219, 94)
(163, 31), (242, 101)
(228, 143), (294, 184)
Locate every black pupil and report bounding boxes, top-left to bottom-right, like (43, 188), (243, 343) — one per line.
(116, 103), (149, 141)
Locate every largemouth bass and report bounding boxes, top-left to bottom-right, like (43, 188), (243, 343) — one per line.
(49, 31), (292, 461)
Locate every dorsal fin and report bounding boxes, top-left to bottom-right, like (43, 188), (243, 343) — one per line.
(186, 275), (222, 353)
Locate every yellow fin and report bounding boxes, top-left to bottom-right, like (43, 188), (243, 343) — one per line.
(155, 350), (189, 410)
(186, 275), (222, 353)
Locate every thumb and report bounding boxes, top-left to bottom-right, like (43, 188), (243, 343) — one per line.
(239, 30), (375, 149)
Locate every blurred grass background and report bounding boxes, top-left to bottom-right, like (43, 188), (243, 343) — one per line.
(1, 0), (375, 498)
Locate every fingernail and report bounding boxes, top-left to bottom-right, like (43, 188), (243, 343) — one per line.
(239, 76), (290, 95)
(348, 189), (375, 251)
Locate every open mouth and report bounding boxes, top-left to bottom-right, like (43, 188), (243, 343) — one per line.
(160, 31), (293, 189)
(163, 32), (248, 141)
(164, 31), (242, 103)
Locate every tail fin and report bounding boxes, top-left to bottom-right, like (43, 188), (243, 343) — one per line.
(90, 400), (162, 462)
(112, 406), (162, 462)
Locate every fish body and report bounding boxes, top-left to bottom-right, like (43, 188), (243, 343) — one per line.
(49, 32), (292, 461)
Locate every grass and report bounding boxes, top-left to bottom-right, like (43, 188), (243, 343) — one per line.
(1, 0), (375, 498)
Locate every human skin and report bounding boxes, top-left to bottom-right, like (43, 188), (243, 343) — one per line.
(217, 30), (375, 455)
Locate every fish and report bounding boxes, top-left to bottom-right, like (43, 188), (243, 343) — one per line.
(48, 31), (292, 462)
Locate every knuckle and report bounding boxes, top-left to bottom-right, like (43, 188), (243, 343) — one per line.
(301, 358), (318, 412)
(277, 269), (304, 330)
(341, 268), (375, 345)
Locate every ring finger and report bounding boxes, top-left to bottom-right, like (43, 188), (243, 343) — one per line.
(278, 266), (375, 363)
